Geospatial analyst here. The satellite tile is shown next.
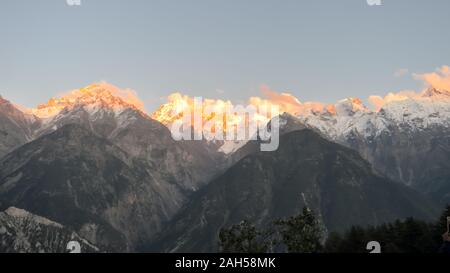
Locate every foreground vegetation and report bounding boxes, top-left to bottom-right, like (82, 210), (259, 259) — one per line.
(218, 206), (450, 253)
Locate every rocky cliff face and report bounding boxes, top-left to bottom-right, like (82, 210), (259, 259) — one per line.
(223, 88), (450, 204)
(151, 130), (438, 252)
(291, 88), (450, 204)
(0, 124), (211, 251)
(0, 207), (100, 253)
(0, 96), (40, 159)
(1, 83), (448, 253)
(32, 84), (226, 191)
(0, 85), (226, 251)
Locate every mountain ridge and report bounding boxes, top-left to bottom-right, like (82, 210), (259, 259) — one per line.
(0, 206), (101, 253)
(149, 129), (439, 252)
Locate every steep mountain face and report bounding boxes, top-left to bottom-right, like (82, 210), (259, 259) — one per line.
(0, 124), (205, 250)
(342, 124), (450, 204)
(0, 96), (40, 159)
(151, 129), (439, 252)
(222, 88), (450, 204)
(0, 207), (100, 253)
(227, 112), (308, 165)
(1, 83), (447, 252)
(293, 88), (450, 204)
(33, 84), (225, 190)
(0, 84), (226, 252)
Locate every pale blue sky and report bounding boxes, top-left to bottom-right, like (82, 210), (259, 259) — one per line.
(1, 0), (449, 111)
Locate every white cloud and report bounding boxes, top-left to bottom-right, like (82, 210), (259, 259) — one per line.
(394, 68), (409, 78)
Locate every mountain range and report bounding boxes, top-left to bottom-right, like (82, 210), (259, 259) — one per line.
(150, 129), (438, 252)
(291, 88), (450, 204)
(0, 83), (449, 252)
(0, 84), (226, 251)
(212, 88), (450, 204)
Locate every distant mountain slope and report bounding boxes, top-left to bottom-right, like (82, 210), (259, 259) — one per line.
(0, 96), (39, 159)
(228, 112), (308, 165)
(32, 83), (226, 190)
(0, 124), (203, 251)
(221, 88), (450, 204)
(0, 207), (100, 253)
(151, 129), (439, 252)
(0, 84), (226, 251)
(292, 88), (450, 204)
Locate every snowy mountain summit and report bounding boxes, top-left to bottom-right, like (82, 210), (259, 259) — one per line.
(30, 83), (145, 119)
(291, 87), (450, 142)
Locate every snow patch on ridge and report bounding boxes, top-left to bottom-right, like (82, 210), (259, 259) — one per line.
(4, 207), (63, 228)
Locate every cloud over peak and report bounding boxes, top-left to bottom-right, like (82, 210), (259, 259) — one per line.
(414, 65), (450, 91)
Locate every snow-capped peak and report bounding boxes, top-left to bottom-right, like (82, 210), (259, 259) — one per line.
(295, 89), (450, 142)
(421, 87), (450, 100)
(30, 83), (145, 119)
(335, 98), (368, 116)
